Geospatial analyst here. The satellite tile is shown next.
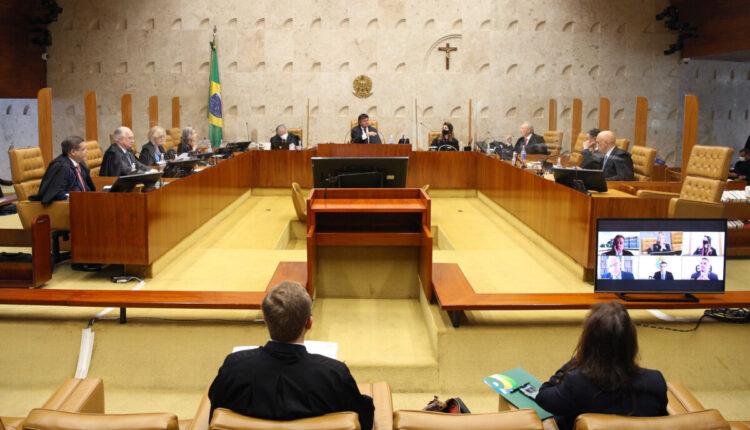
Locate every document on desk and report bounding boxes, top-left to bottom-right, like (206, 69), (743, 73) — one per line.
(233, 340), (338, 359)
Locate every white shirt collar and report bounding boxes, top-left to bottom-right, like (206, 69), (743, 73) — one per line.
(605, 146), (616, 158)
(67, 156), (79, 167)
(281, 132), (289, 140)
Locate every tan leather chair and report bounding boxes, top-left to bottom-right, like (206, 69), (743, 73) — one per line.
(636, 145), (733, 218)
(350, 120), (378, 130)
(543, 131), (564, 156)
(631, 146), (657, 181)
(569, 133), (589, 165)
(83, 141), (103, 177)
(573, 409), (730, 430)
(291, 182), (307, 222)
(615, 138), (631, 153)
(9, 147), (46, 201)
(22, 409), (179, 430)
(393, 409), (543, 430)
(164, 128), (180, 153)
(427, 131), (441, 146)
(1, 378), (104, 430)
(287, 128), (303, 144)
(666, 382), (750, 429)
(209, 409), (359, 430)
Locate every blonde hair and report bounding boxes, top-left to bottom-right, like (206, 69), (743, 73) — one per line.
(148, 125), (165, 142)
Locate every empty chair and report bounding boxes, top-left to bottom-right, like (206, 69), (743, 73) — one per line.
(393, 409), (543, 430)
(615, 138), (631, 153)
(631, 146), (657, 181)
(569, 132), (589, 165)
(573, 409), (730, 430)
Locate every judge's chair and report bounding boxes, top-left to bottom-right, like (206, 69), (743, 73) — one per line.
(209, 409), (359, 430)
(83, 141), (103, 177)
(636, 145), (733, 218)
(348, 119), (378, 143)
(615, 138), (631, 153)
(164, 127), (181, 154)
(291, 182), (306, 222)
(543, 131), (564, 156)
(286, 128), (303, 144)
(569, 132), (589, 165)
(573, 410), (730, 430)
(393, 409), (543, 430)
(427, 131), (458, 151)
(631, 146), (657, 181)
(21, 409), (179, 430)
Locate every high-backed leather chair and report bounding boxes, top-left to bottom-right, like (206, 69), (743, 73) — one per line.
(569, 133), (589, 165)
(9, 147), (45, 201)
(350, 120), (378, 130)
(615, 138), (631, 153)
(543, 131), (564, 156)
(291, 182), (306, 222)
(393, 409), (543, 430)
(636, 145), (733, 218)
(573, 409), (730, 430)
(83, 141), (103, 177)
(427, 131), (441, 146)
(287, 128), (303, 144)
(666, 382), (750, 429)
(21, 409), (179, 430)
(164, 128), (180, 153)
(1, 378), (104, 430)
(631, 146), (657, 181)
(209, 409), (359, 430)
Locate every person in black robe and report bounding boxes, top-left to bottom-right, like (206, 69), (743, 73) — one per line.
(138, 126), (167, 166)
(270, 125), (301, 150)
(30, 136), (95, 205)
(729, 148), (750, 180)
(509, 121), (547, 155)
(580, 130), (634, 181)
(431, 122), (459, 151)
(177, 126), (198, 154)
(350, 113), (381, 144)
(208, 281), (374, 430)
(100, 127), (149, 177)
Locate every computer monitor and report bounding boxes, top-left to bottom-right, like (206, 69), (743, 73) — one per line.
(311, 157), (409, 188)
(553, 167), (608, 193)
(595, 218), (726, 297)
(109, 171), (163, 193)
(163, 159), (200, 178)
(217, 141), (251, 154)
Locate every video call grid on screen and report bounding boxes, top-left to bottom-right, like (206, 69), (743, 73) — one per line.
(595, 219), (726, 294)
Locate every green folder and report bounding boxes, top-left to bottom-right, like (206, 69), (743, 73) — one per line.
(483, 366), (553, 420)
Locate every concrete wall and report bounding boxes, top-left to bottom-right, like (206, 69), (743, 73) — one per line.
(46, 0), (688, 161)
(0, 99), (39, 176)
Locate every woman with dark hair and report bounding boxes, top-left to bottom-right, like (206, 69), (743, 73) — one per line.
(431, 122), (459, 151)
(177, 126), (198, 154)
(536, 301), (667, 430)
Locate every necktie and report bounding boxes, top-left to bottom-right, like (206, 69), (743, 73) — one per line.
(602, 154), (609, 169)
(125, 151), (135, 171)
(525, 136), (529, 147)
(154, 146), (161, 162)
(75, 164), (86, 191)
(661, 273), (665, 280)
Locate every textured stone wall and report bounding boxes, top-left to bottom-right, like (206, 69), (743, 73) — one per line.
(678, 59), (750, 164)
(0, 99), (39, 175)
(47, 0), (687, 162)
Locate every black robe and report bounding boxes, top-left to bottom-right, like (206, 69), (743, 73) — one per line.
(208, 341), (374, 430)
(138, 141), (166, 166)
(350, 126), (381, 144)
(100, 144), (149, 177)
(581, 147), (635, 181)
(30, 155), (95, 205)
(431, 136), (459, 151)
(270, 133), (301, 150)
(513, 133), (548, 155)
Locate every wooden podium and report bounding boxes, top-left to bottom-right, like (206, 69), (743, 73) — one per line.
(306, 188), (433, 299)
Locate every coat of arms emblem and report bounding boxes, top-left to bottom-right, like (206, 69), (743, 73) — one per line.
(352, 75), (373, 98)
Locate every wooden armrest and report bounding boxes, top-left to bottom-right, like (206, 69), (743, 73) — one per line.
(636, 190), (680, 199)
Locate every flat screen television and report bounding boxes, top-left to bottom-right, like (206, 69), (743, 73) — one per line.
(553, 167), (607, 192)
(595, 218), (726, 298)
(109, 171), (163, 193)
(311, 157), (409, 188)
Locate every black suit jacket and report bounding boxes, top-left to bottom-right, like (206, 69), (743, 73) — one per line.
(138, 142), (166, 166)
(652, 271), (674, 280)
(100, 144), (149, 177)
(537, 363), (668, 430)
(177, 141), (195, 154)
(431, 136), (459, 151)
(581, 147), (635, 181)
(208, 341), (374, 430)
(270, 133), (301, 150)
(30, 155), (95, 205)
(513, 133), (547, 155)
(351, 126), (381, 144)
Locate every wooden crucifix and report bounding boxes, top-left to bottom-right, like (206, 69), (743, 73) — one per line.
(438, 42), (458, 70)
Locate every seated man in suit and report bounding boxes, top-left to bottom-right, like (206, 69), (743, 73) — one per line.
(509, 121), (547, 154)
(602, 234), (633, 256)
(580, 130), (634, 181)
(139, 126), (167, 166)
(208, 281), (374, 430)
(350, 113), (381, 144)
(30, 136), (96, 205)
(691, 257), (718, 280)
(270, 124), (301, 150)
(601, 256), (635, 280)
(652, 260), (674, 280)
(100, 127), (150, 176)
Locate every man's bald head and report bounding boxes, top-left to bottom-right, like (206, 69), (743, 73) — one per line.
(596, 130), (615, 153)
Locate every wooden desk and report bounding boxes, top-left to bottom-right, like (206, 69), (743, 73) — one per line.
(317, 143), (411, 157)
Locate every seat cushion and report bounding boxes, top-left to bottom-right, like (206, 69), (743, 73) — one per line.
(573, 409), (730, 430)
(22, 409), (179, 430)
(209, 409), (360, 430)
(393, 409), (543, 430)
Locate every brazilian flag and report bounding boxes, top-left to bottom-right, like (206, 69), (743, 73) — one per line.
(208, 40), (223, 148)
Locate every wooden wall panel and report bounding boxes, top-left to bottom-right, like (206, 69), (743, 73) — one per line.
(571, 99), (582, 149)
(122, 94), (133, 129)
(84, 91), (98, 142)
(0, 2), (46, 98)
(317, 144), (411, 157)
(548, 99), (557, 131)
(37, 88), (53, 166)
(634, 96), (648, 147)
(681, 95), (699, 180)
(672, 0), (750, 59)
(598, 98), (610, 131)
(149, 96), (159, 128)
(251, 150), (315, 188)
(407, 152), (477, 189)
(172, 97), (180, 128)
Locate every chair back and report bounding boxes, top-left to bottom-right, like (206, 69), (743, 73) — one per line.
(631, 146), (656, 181)
(291, 182), (307, 222)
(22, 409), (179, 430)
(9, 147), (46, 201)
(679, 145), (733, 203)
(574, 132), (588, 153)
(573, 409), (730, 430)
(163, 128), (181, 152)
(209, 408), (360, 430)
(286, 128), (303, 144)
(350, 119), (378, 130)
(428, 131), (441, 146)
(615, 138), (631, 152)
(393, 409), (543, 430)
(83, 141), (103, 177)
(543, 130), (564, 155)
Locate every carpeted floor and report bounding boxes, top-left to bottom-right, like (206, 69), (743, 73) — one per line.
(1, 191), (749, 421)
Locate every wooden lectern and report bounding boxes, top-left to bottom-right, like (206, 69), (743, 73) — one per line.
(306, 188), (433, 300)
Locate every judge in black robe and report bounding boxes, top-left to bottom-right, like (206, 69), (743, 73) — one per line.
(30, 137), (95, 205)
(579, 131), (634, 181)
(270, 125), (301, 150)
(350, 113), (381, 144)
(431, 122), (460, 150)
(511, 122), (548, 154)
(139, 141), (166, 166)
(101, 127), (149, 177)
